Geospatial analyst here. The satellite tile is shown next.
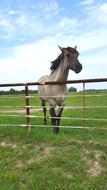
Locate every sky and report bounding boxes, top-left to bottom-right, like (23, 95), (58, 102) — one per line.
(0, 0), (107, 90)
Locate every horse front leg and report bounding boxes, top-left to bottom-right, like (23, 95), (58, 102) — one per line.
(50, 107), (58, 134)
(56, 106), (64, 132)
(41, 99), (47, 125)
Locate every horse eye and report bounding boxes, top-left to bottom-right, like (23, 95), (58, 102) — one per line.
(66, 54), (70, 57)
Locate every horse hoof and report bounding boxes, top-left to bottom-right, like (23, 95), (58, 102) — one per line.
(53, 127), (59, 134)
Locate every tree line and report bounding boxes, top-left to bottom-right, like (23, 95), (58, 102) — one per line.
(0, 87), (107, 95)
(0, 88), (38, 95)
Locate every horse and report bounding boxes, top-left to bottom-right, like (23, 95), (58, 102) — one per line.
(38, 46), (82, 133)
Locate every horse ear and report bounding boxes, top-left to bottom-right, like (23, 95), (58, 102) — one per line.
(58, 45), (63, 52)
(74, 45), (77, 50)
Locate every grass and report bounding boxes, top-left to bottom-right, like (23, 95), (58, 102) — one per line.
(0, 91), (107, 189)
(0, 127), (107, 189)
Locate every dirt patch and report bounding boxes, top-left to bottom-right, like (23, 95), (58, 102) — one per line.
(87, 151), (102, 177)
(27, 145), (54, 165)
(16, 160), (23, 168)
(64, 171), (73, 179)
(81, 149), (102, 177)
(87, 140), (100, 145)
(27, 158), (36, 165)
(0, 141), (17, 149)
(44, 146), (54, 155)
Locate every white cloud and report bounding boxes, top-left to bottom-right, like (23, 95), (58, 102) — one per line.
(101, 3), (107, 13)
(15, 16), (28, 26)
(72, 29), (107, 52)
(0, 38), (59, 84)
(54, 28), (107, 55)
(80, 0), (94, 5)
(0, 31), (107, 85)
(8, 10), (18, 15)
(82, 2), (107, 24)
(92, 3), (107, 23)
(59, 17), (79, 27)
(33, 0), (62, 15)
(0, 0), (64, 41)
(0, 19), (14, 32)
(0, 17), (15, 40)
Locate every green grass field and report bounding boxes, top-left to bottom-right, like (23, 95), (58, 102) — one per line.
(0, 92), (107, 128)
(0, 91), (107, 189)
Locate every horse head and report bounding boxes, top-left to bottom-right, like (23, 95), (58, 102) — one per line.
(58, 45), (82, 73)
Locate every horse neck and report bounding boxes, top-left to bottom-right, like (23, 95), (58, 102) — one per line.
(50, 60), (69, 82)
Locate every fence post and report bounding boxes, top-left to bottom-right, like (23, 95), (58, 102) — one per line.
(83, 82), (86, 127)
(25, 85), (30, 131)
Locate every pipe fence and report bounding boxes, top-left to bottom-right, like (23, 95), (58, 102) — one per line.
(0, 78), (107, 130)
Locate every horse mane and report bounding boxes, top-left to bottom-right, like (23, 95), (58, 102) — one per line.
(50, 53), (64, 73)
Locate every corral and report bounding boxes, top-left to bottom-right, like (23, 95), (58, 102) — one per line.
(0, 78), (107, 189)
(0, 78), (107, 130)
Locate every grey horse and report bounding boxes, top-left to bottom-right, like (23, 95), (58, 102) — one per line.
(38, 46), (82, 133)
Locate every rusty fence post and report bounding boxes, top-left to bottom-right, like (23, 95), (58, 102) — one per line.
(25, 85), (30, 131)
(83, 82), (86, 127)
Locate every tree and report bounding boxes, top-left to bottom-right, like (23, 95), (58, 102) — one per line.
(68, 87), (77, 92)
(9, 88), (16, 94)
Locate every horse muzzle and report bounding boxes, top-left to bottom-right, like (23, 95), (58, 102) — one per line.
(75, 63), (82, 73)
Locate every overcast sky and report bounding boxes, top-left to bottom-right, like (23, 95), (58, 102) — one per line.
(0, 0), (107, 90)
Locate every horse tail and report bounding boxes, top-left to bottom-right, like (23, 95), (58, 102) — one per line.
(41, 99), (47, 125)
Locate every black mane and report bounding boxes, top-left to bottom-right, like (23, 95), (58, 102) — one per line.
(50, 53), (64, 73)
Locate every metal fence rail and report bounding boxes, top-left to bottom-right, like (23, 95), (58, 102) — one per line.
(0, 78), (107, 130)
